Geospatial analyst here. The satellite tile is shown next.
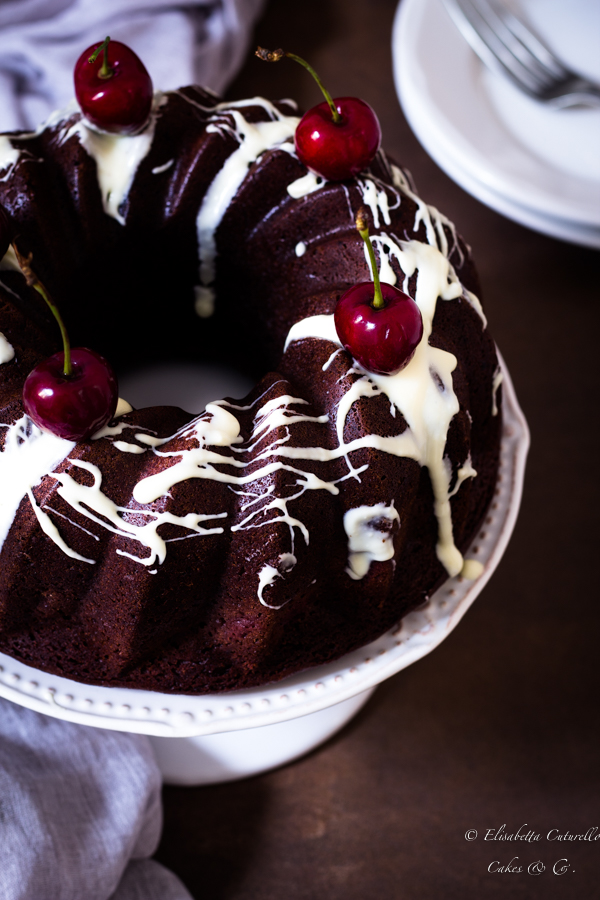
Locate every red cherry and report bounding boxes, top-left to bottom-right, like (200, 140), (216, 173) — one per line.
(334, 207), (423, 375)
(74, 37), (153, 135)
(295, 97), (381, 181)
(0, 205), (11, 259)
(335, 282), (423, 376)
(255, 48), (381, 181)
(23, 348), (118, 441)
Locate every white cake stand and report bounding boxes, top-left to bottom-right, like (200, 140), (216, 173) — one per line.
(0, 357), (528, 784)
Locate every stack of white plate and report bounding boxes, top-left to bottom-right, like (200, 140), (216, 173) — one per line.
(393, 0), (600, 248)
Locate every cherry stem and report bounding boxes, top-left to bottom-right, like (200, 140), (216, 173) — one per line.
(255, 47), (342, 125)
(89, 36), (113, 80)
(355, 208), (384, 310)
(13, 245), (72, 377)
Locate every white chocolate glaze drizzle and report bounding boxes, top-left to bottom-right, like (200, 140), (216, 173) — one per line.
(114, 398), (133, 418)
(195, 98), (299, 305)
(461, 558), (484, 580)
(50, 459), (227, 567)
(0, 332), (14, 363)
(0, 99), (495, 605)
(287, 171), (324, 199)
(0, 245), (20, 272)
(0, 137), (20, 180)
(359, 157), (487, 327)
(492, 365), (503, 416)
(60, 93), (167, 225)
(152, 158), (174, 175)
(0, 416), (75, 551)
(285, 238), (476, 577)
(357, 177), (394, 228)
(344, 503), (399, 580)
(257, 553), (297, 609)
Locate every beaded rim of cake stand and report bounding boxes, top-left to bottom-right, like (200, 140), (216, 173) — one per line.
(0, 353), (528, 738)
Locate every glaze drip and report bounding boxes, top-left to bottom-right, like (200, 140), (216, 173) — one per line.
(0, 416), (75, 550)
(59, 93), (167, 225)
(0, 332), (14, 363)
(344, 503), (399, 580)
(196, 98), (300, 304)
(285, 238), (476, 577)
(0, 136), (20, 180)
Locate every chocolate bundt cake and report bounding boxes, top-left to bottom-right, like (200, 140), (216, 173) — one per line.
(0, 87), (502, 693)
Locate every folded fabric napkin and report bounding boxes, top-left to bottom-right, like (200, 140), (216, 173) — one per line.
(0, 2), (266, 895)
(0, 0), (266, 131)
(0, 698), (192, 900)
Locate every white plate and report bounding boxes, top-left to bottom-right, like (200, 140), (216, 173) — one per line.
(393, 0), (600, 245)
(402, 93), (600, 247)
(0, 357), (528, 738)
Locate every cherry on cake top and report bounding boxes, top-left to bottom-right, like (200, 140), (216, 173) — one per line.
(256, 47), (381, 181)
(23, 348), (118, 441)
(15, 248), (118, 441)
(334, 209), (423, 375)
(74, 36), (153, 135)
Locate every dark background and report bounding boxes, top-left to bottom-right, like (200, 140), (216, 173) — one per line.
(155, 1), (600, 897)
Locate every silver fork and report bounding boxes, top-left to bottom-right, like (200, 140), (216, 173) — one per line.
(442, 0), (600, 108)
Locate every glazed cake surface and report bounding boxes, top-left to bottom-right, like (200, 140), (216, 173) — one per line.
(0, 87), (502, 693)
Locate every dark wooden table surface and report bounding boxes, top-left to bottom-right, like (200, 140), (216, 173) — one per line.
(155, 1), (600, 897)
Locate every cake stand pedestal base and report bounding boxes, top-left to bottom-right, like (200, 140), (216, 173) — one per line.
(149, 688), (375, 785)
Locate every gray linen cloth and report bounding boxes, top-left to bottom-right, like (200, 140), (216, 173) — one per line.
(0, 698), (191, 899)
(0, 0), (266, 130)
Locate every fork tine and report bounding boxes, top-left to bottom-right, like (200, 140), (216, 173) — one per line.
(473, 0), (557, 87)
(445, 0), (543, 94)
(483, 0), (570, 86)
(489, 1), (568, 79)
(444, 0), (600, 107)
